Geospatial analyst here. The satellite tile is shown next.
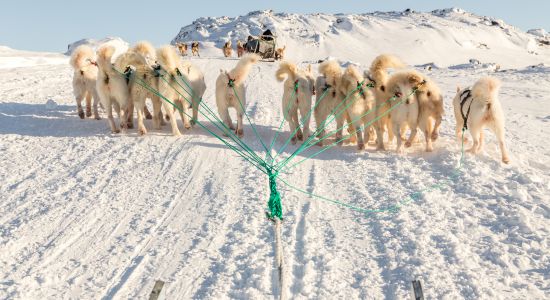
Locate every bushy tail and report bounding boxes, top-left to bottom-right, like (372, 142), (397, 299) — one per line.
(156, 45), (180, 73)
(472, 77), (501, 104)
(96, 45), (116, 67)
(70, 45), (95, 69)
(369, 54), (405, 84)
(276, 61), (298, 82)
(318, 60), (342, 86)
(132, 41), (156, 61)
(228, 53), (260, 85)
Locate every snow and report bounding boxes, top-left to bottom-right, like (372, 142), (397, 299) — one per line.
(1, 8), (550, 300)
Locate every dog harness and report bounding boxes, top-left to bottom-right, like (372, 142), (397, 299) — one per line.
(459, 88), (473, 130)
(322, 83), (336, 98)
(123, 66), (134, 84)
(226, 73), (235, 87)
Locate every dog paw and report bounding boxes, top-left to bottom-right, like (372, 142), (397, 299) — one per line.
(405, 141), (412, 148)
(431, 131), (439, 141)
(112, 128), (121, 134)
(138, 128), (147, 136)
(145, 113), (153, 120)
(291, 137), (297, 145)
(236, 129), (243, 137)
(86, 110), (92, 118)
(348, 135), (357, 144)
(357, 142), (365, 151)
(78, 111), (85, 119)
(126, 123), (134, 129)
(502, 156), (511, 164)
(94, 115), (101, 120)
(425, 146), (434, 152)
(184, 123), (192, 130)
(316, 141), (324, 147)
(165, 114), (171, 121)
(191, 119), (197, 126)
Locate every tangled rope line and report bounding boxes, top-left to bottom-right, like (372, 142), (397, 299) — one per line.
(113, 64), (465, 220)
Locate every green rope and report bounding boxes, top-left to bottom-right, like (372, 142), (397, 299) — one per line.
(277, 128), (467, 216)
(230, 83), (273, 160)
(266, 167), (283, 220)
(159, 71), (267, 166)
(112, 66), (269, 175)
(278, 83), (422, 173)
(266, 81), (299, 163)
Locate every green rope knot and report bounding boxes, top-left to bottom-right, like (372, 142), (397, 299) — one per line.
(266, 168), (283, 221)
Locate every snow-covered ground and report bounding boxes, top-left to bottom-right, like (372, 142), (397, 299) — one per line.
(1, 8), (550, 300)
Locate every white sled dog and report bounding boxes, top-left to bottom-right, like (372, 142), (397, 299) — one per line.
(215, 54), (260, 137)
(179, 59), (207, 126)
(156, 45), (205, 136)
(338, 65), (376, 150)
(276, 61), (314, 144)
(314, 60), (345, 146)
(96, 45), (131, 133)
(368, 54), (405, 150)
(453, 77), (510, 163)
(314, 60), (358, 147)
(70, 45), (100, 120)
(129, 41), (159, 122)
(416, 75), (444, 152)
(385, 70), (425, 154)
(114, 48), (160, 135)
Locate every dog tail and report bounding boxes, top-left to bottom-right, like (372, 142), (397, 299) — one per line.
(70, 45), (95, 70)
(228, 53), (260, 85)
(318, 60), (342, 86)
(156, 45), (180, 73)
(369, 54), (405, 84)
(472, 77), (501, 104)
(275, 61), (298, 82)
(96, 45), (116, 67)
(132, 41), (156, 60)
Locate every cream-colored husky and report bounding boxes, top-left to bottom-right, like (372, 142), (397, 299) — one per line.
(215, 54), (260, 137)
(314, 60), (346, 146)
(368, 54), (405, 150)
(338, 65), (376, 150)
(70, 45), (100, 120)
(276, 61), (314, 144)
(96, 45), (130, 133)
(453, 77), (510, 163)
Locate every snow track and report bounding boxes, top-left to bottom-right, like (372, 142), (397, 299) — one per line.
(1, 52), (549, 299)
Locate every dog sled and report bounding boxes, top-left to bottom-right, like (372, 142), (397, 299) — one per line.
(244, 30), (278, 61)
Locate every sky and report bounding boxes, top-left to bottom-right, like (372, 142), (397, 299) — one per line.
(0, 0), (548, 52)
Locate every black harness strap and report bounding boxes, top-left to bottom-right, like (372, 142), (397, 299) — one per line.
(123, 66), (134, 84)
(323, 83), (336, 97)
(152, 64), (162, 78)
(459, 88), (473, 130)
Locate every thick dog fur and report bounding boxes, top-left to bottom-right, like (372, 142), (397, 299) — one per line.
(96, 45), (130, 133)
(114, 49), (159, 135)
(338, 65), (376, 150)
(237, 41), (245, 57)
(129, 41), (158, 122)
(314, 60), (346, 146)
(416, 76), (444, 152)
(191, 42), (200, 57)
(156, 45), (191, 136)
(223, 41), (233, 57)
(215, 54), (260, 137)
(275, 46), (286, 61)
(176, 43), (188, 56)
(385, 70), (424, 154)
(276, 61), (314, 144)
(453, 77), (510, 163)
(369, 54), (405, 150)
(70, 45), (100, 120)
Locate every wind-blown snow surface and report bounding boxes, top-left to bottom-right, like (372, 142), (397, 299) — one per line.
(2, 10), (550, 300)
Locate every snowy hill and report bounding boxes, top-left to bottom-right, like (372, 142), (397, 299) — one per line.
(172, 8), (550, 68)
(1, 8), (550, 300)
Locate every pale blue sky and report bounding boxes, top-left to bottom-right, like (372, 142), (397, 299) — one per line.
(0, 0), (547, 52)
